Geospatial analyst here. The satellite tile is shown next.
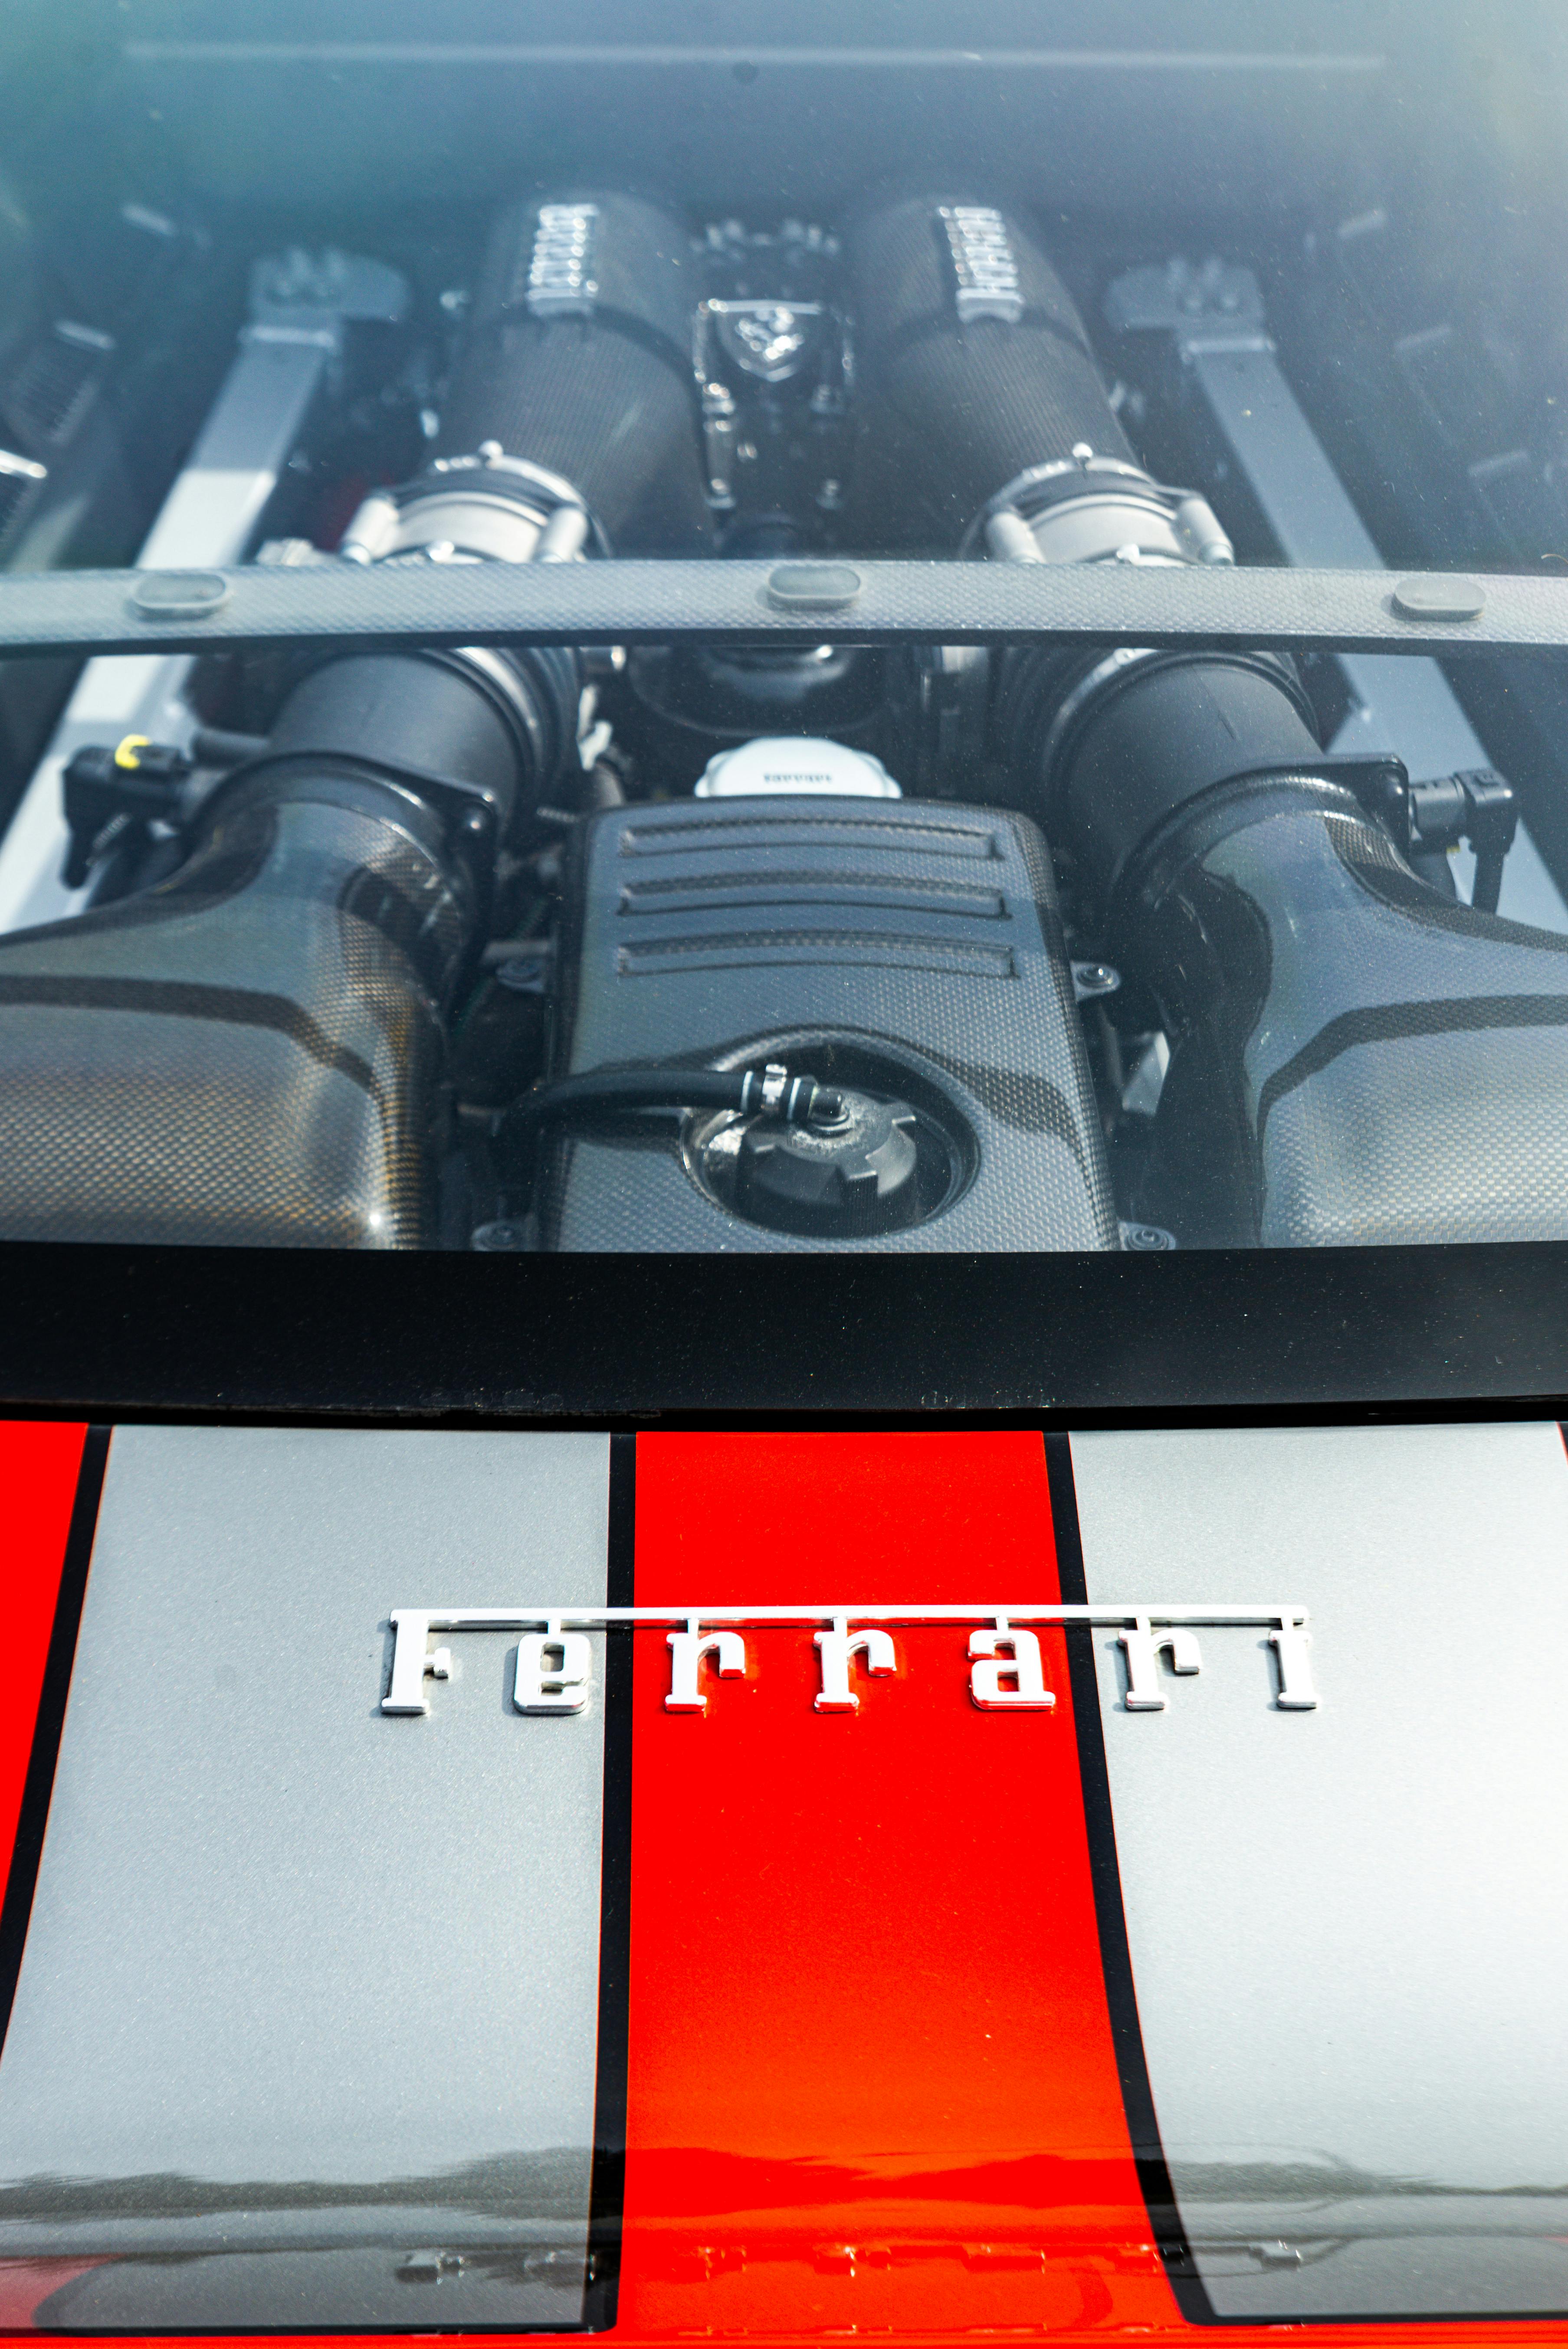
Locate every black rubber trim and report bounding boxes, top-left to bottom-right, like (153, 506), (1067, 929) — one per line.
(0, 559), (1560, 659)
(583, 1433), (636, 2331)
(1045, 1433), (1213, 2321)
(0, 1423), (109, 2060)
(13, 1242), (1568, 1416)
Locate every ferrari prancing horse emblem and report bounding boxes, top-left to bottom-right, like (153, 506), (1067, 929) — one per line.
(382, 1604), (1318, 1717)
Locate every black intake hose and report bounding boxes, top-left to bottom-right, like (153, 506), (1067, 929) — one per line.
(1050, 656), (1568, 1248)
(433, 192), (712, 553)
(842, 194), (1141, 547)
(852, 191), (1568, 1249)
(0, 190), (706, 1250)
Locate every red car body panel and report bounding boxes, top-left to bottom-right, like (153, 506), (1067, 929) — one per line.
(0, 1422), (85, 1872)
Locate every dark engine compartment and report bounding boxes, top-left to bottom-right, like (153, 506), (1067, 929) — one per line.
(1, 1), (1567, 1254)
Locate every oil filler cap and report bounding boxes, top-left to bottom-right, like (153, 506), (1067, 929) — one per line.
(735, 1089), (921, 1236)
(696, 735), (901, 797)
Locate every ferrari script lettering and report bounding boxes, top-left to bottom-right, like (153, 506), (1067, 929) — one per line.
(382, 1604), (1318, 1717)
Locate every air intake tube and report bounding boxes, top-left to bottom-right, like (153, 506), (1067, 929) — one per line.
(850, 194), (1568, 1249)
(842, 193), (1229, 561)
(0, 192), (709, 1250)
(342, 193), (712, 562)
(1034, 655), (1568, 1249)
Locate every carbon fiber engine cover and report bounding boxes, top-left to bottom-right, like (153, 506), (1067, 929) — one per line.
(1129, 785), (1568, 1247)
(541, 795), (1118, 1252)
(0, 790), (458, 1249)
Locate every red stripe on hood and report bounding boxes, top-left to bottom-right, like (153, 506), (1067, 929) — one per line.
(0, 1422), (87, 1883)
(618, 1430), (1174, 2334)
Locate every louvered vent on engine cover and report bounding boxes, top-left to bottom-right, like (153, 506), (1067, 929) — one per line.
(542, 795), (1118, 1252)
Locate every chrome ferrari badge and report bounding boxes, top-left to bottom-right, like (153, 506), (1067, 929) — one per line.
(938, 205), (1024, 325)
(525, 202), (600, 318)
(382, 1604), (1318, 1717)
(711, 300), (820, 382)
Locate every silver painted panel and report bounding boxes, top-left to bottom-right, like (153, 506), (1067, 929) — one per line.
(1072, 1421), (1568, 2318)
(0, 342), (327, 938)
(0, 1426), (611, 2329)
(0, 254), (405, 939)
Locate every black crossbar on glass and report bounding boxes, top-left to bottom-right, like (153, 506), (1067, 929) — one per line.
(0, 560), (1565, 660)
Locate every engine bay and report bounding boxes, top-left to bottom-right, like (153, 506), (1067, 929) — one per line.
(1, 3), (1566, 1255)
